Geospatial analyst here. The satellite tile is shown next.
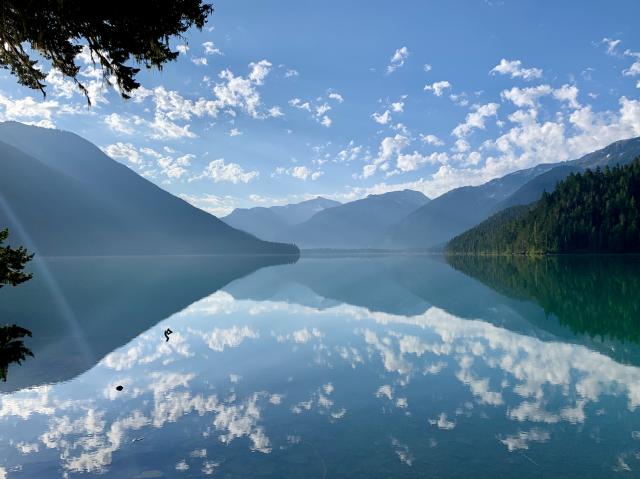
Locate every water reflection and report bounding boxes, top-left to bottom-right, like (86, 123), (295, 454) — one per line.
(1, 255), (639, 477)
(0, 325), (33, 382)
(447, 255), (640, 360)
(0, 254), (296, 391)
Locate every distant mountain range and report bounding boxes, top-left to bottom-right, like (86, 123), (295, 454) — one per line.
(221, 136), (640, 251)
(4, 121), (639, 254)
(282, 189), (429, 249)
(224, 189), (430, 249)
(0, 122), (298, 256)
(223, 197), (340, 242)
(387, 136), (640, 250)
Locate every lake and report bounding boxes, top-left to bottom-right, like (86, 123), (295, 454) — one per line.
(1, 254), (639, 478)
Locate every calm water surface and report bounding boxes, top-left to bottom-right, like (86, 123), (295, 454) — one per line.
(1, 254), (639, 478)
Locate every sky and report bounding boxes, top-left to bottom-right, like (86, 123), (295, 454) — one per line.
(1, 0), (640, 216)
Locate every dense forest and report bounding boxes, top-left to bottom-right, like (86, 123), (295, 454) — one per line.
(446, 157), (640, 254)
(447, 254), (640, 349)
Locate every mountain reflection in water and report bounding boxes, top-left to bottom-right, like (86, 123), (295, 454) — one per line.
(0, 254), (639, 478)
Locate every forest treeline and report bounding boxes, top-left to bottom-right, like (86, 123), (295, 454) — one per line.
(446, 157), (640, 254)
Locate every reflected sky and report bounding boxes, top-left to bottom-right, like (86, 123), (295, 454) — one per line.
(1, 255), (640, 478)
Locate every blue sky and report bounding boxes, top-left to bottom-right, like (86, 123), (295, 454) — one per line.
(1, 0), (640, 215)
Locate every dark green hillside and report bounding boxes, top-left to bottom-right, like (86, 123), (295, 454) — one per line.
(447, 158), (640, 254)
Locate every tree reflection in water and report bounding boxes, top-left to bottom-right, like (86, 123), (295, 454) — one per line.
(0, 228), (35, 381)
(447, 254), (640, 344)
(0, 324), (33, 381)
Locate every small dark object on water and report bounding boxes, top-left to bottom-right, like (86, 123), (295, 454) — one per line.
(164, 328), (173, 342)
(116, 385), (123, 391)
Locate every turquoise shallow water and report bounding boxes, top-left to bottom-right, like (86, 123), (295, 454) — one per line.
(1, 254), (639, 478)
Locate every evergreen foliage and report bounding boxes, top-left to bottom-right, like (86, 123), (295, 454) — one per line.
(446, 158), (640, 254)
(0, 1), (213, 103)
(0, 228), (33, 287)
(0, 228), (34, 381)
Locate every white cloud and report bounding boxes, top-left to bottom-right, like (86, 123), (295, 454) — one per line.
(602, 37), (621, 56)
(490, 58), (543, 80)
(289, 97), (334, 126)
(156, 153), (194, 179)
(364, 134), (410, 177)
(268, 106), (284, 117)
(103, 142), (143, 165)
(361, 134), (447, 177)
(176, 44), (189, 54)
(452, 102), (499, 137)
(553, 84), (580, 109)
(501, 85), (553, 108)
(291, 166), (313, 180)
(0, 93), (62, 128)
(424, 81), (452, 97)
(248, 60), (272, 85)
(449, 93), (469, 106)
(149, 112), (196, 140)
(202, 41), (223, 55)
(284, 68), (299, 78)
(453, 139), (470, 152)
(272, 165), (324, 181)
(423, 63), (432, 72)
(328, 92), (344, 103)
(289, 98), (311, 111)
(192, 57), (208, 66)
(387, 46), (409, 74)
(337, 141), (364, 162)
(192, 159), (259, 184)
(103, 143), (195, 181)
(391, 101), (404, 112)
(623, 49), (640, 77)
(227, 128), (242, 137)
(45, 69), (77, 98)
(501, 84), (580, 111)
(420, 134), (444, 146)
(179, 193), (241, 217)
(396, 151), (447, 173)
(138, 61), (276, 128)
(372, 110), (392, 124)
(104, 113), (140, 134)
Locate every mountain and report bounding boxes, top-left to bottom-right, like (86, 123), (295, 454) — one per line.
(0, 121), (298, 256)
(223, 197), (340, 242)
(284, 189), (430, 249)
(492, 164), (581, 212)
(387, 136), (640, 250)
(494, 137), (640, 211)
(446, 158), (640, 255)
(385, 163), (558, 250)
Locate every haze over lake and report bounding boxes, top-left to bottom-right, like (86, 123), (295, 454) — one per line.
(1, 254), (639, 478)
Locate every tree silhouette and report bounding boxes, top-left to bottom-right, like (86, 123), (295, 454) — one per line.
(0, 1), (213, 104)
(0, 324), (33, 382)
(0, 228), (33, 287)
(0, 228), (34, 381)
